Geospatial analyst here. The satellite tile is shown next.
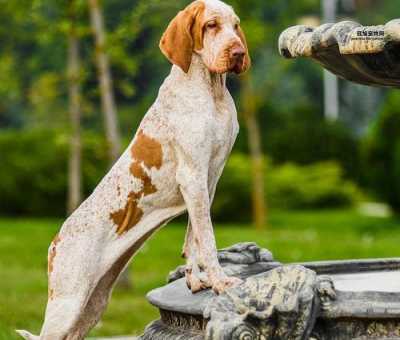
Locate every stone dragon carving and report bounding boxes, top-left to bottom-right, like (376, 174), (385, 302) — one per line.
(142, 243), (400, 339)
(204, 265), (332, 340)
(164, 244), (337, 340)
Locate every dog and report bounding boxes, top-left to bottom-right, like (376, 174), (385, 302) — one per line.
(18, 0), (250, 338)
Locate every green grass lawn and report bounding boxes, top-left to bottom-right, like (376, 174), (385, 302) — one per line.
(1, 210), (400, 339)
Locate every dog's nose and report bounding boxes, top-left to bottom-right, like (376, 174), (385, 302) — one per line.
(230, 47), (245, 60)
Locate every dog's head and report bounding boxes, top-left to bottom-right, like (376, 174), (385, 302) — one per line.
(160, 0), (251, 74)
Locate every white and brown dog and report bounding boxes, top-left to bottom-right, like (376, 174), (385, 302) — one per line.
(18, 0), (250, 339)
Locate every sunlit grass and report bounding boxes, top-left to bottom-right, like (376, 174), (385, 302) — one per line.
(1, 210), (400, 339)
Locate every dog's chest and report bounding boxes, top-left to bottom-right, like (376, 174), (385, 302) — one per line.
(209, 96), (239, 160)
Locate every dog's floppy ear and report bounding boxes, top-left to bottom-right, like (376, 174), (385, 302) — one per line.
(237, 25), (251, 73)
(159, 1), (205, 73)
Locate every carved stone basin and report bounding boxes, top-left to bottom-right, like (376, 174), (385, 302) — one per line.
(139, 244), (400, 340)
(278, 19), (400, 87)
(331, 271), (400, 292)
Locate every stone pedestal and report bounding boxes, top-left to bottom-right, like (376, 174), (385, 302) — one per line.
(139, 243), (400, 340)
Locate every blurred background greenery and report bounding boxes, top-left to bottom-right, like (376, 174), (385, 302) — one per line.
(1, 0), (400, 338)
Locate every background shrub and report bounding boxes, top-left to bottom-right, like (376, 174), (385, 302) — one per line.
(266, 161), (361, 210)
(259, 106), (361, 181)
(0, 130), (363, 219)
(362, 90), (400, 212)
(0, 129), (109, 216)
(213, 154), (362, 222)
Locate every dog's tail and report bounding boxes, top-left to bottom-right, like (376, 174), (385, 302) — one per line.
(16, 330), (40, 340)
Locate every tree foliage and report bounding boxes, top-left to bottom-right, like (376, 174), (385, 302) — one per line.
(0, 0), (396, 216)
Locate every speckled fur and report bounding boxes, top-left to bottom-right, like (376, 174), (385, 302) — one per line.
(17, 1), (249, 339)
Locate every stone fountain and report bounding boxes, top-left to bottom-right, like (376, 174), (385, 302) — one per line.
(279, 19), (400, 87)
(138, 20), (400, 340)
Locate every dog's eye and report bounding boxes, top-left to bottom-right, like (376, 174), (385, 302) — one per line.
(207, 21), (218, 29)
(234, 23), (239, 30)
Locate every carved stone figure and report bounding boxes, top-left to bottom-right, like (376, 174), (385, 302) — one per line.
(141, 243), (400, 340)
(204, 265), (321, 340)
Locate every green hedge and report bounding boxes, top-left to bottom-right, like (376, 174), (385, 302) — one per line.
(0, 128), (109, 216)
(362, 90), (400, 212)
(259, 106), (361, 181)
(0, 130), (362, 219)
(213, 154), (362, 222)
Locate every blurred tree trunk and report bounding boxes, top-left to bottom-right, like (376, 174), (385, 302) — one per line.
(67, 0), (82, 214)
(322, 0), (339, 121)
(240, 74), (267, 230)
(88, 0), (122, 162)
(88, 0), (131, 289)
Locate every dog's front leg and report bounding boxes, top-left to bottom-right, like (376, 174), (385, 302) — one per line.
(182, 221), (192, 259)
(182, 165), (222, 259)
(182, 167), (228, 292)
(178, 172), (241, 294)
(182, 219), (213, 292)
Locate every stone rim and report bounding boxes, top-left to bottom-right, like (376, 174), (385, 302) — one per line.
(278, 19), (400, 87)
(147, 258), (400, 317)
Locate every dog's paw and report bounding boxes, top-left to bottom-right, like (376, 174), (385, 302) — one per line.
(211, 275), (243, 295)
(186, 276), (208, 293)
(185, 267), (211, 293)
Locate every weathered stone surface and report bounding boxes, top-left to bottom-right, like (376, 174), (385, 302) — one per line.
(312, 319), (400, 340)
(217, 242), (274, 264)
(140, 319), (203, 340)
(168, 242), (277, 283)
(141, 243), (400, 340)
(147, 278), (212, 316)
(278, 19), (400, 87)
(204, 265), (321, 340)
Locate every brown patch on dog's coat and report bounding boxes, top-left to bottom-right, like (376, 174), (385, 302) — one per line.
(49, 288), (54, 300)
(110, 130), (163, 235)
(48, 234), (61, 274)
(131, 130), (163, 170)
(129, 162), (157, 195)
(235, 26), (251, 73)
(48, 234), (61, 299)
(110, 192), (144, 235)
(159, 1), (206, 73)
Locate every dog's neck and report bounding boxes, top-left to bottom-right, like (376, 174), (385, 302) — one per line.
(170, 54), (227, 101)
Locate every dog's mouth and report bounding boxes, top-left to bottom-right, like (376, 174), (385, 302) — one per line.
(227, 45), (246, 74)
(229, 61), (244, 74)
(210, 58), (244, 74)
(208, 49), (246, 74)
(208, 61), (232, 74)
(228, 58), (245, 74)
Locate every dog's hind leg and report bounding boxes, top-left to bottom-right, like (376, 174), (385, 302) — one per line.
(36, 240), (142, 339)
(31, 210), (179, 340)
(64, 228), (159, 339)
(15, 330), (39, 340)
(28, 229), (105, 340)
